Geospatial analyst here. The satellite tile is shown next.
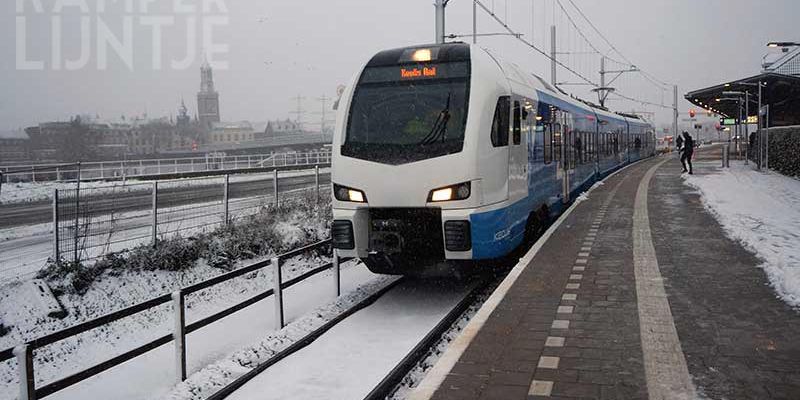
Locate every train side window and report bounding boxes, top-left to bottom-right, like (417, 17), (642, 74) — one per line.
(553, 124), (562, 162)
(601, 133), (606, 156)
(543, 125), (552, 164)
(491, 96), (510, 147)
(513, 101), (522, 145)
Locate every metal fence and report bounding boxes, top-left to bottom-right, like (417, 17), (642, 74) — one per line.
(0, 149), (331, 184)
(1, 240), (348, 400)
(52, 167), (329, 265)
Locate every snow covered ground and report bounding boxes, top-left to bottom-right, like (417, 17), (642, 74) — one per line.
(220, 279), (470, 400)
(685, 161), (800, 308)
(0, 256), (381, 400)
(0, 186), (320, 283)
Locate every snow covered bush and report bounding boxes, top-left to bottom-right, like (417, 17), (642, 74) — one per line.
(36, 190), (332, 295)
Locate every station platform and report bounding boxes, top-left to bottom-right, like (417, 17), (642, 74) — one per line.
(411, 150), (800, 400)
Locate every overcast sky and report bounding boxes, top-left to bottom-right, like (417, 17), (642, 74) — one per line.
(1, 0), (798, 132)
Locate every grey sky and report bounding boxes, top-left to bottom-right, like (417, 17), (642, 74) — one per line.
(1, 0), (798, 132)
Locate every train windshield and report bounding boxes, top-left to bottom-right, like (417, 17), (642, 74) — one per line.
(343, 61), (470, 165)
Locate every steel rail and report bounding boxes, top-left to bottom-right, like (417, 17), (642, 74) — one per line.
(362, 279), (490, 400)
(206, 277), (404, 400)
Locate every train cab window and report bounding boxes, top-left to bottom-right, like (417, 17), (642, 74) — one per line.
(491, 96), (510, 147)
(513, 101), (522, 145)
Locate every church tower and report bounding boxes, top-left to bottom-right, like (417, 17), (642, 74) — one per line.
(197, 57), (221, 130)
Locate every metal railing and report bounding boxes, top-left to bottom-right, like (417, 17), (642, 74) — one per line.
(0, 150), (331, 184)
(47, 166), (329, 267)
(2, 241), (347, 400)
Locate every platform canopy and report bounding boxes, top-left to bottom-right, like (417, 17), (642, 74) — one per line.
(685, 72), (800, 127)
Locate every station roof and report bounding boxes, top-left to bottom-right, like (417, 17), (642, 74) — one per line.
(685, 72), (800, 127)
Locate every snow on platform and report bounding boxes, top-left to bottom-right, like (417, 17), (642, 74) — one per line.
(685, 162), (800, 308)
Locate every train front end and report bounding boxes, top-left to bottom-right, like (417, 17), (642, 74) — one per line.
(331, 43), (510, 274)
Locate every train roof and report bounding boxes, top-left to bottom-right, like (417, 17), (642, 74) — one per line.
(484, 47), (650, 128)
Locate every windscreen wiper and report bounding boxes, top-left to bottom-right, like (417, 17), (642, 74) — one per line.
(418, 93), (451, 146)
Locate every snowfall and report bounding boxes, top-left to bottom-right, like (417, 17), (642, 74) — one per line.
(685, 161), (800, 308)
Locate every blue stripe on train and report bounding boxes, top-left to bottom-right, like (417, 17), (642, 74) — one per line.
(469, 160), (631, 260)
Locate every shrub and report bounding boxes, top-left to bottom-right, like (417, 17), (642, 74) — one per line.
(36, 192), (332, 295)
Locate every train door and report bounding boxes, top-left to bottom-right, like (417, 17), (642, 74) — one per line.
(508, 99), (529, 203)
(553, 110), (573, 203)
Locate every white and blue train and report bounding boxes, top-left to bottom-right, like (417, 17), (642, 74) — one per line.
(331, 43), (655, 274)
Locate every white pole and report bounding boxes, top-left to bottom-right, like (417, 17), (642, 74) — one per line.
(551, 25), (557, 86)
(599, 56), (606, 107)
(758, 81), (763, 170)
(14, 345), (35, 400)
(435, 0), (446, 44)
(172, 291), (187, 382)
(673, 85), (679, 141)
(765, 107), (770, 170)
(745, 92), (749, 165)
(472, 0), (477, 44)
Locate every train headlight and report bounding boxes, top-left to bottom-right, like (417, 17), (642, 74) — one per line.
(428, 182), (471, 203)
(334, 184), (367, 203)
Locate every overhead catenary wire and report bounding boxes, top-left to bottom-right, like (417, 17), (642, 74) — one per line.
(562, 0), (673, 89)
(472, 0), (599, 87)
(469, 0), (671, 111)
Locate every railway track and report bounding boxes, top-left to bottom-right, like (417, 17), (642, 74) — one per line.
(0, 173), (331, 229)
(204, 269), (507, 400)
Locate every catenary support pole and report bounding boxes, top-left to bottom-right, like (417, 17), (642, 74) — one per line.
(435, 0), (446, 44)
(272, 257), (284, 330)
(472, 0), (477, 44)
(673, 85), (679, 141)
(599, 56), (606, 107)
(551, 25), (557, 86)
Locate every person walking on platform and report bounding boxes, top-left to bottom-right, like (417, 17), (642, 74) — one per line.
(680, 131), (694, 174)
